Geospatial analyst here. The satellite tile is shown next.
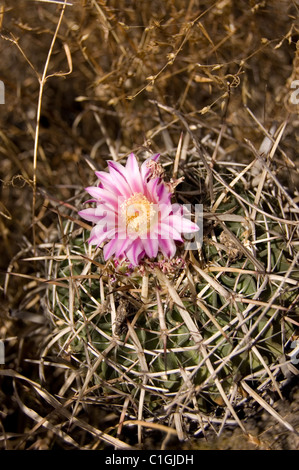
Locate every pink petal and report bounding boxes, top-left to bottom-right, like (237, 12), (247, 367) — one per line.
(169, 214), (199, 234)
(103, 237), (119, 260)
(94, 206), (115, 222)
(89, 226), (115, 247)
(125, 153), (144, 193)
(159, 221), (183, 241)
(107, 163), (132, 198)
(107, 160), (128, 177)
(158, 237), (177, 258)
(84, 186), (102, 199)
(159, 202), (173, 221)
(144, 177), (160, 202)
(156, 181), (171, 203)
(125, 239), (144, 265)
(78, 208), (101, 223)
(171, 203), (183, 215)
(85, 186), (118, 209)
(79, 206), (113, 224)
(114, 237), (133, 258)
(142, 236), (159, 258)
(95, 171), (122, 194)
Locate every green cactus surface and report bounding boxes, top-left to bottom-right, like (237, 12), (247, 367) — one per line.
(45, 156), (299, 447)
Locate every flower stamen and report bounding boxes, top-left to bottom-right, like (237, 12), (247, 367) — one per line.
(121, 193), (155, 235)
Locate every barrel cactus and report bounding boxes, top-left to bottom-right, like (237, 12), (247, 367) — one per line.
(44, 143), (299, 448)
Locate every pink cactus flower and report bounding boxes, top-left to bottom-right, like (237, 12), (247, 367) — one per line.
(79, 153), (199, 266)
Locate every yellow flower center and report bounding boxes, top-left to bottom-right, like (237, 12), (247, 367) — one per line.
(121, 193), (155, 235)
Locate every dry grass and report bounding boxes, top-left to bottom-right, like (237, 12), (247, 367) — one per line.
(0, 0), (299, 450)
